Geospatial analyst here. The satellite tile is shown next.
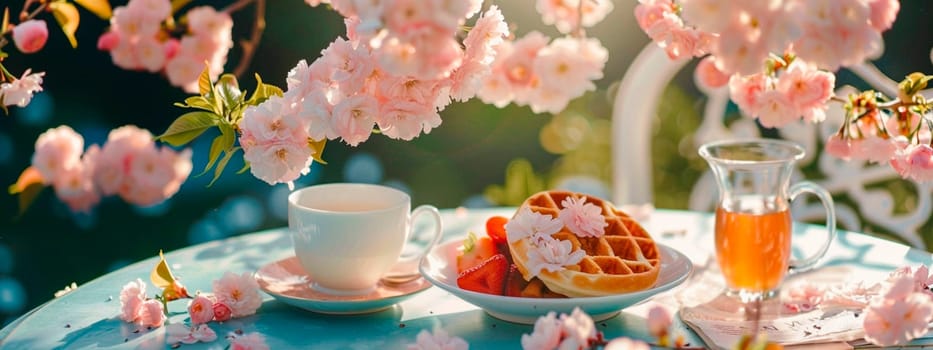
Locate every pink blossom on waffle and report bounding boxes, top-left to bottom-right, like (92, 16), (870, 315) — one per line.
(559, 196), (606, 238)
(188, 295), (215, 324)
(53, 146), (101, 213)
(863, 275), (933, 346)
(868, 0), (900, 31)
(137, 299), (166, 328)
(890, 140), (933, 182)
(505, 207), (564, 244)
(521, 311), (561, 350)
(560, 307), (597, 349)
(777, 60), (835, 123)
(537, 0), (614, 34)
(1, 69), (44, 107)
(228, 332), (270, 350)
(825, 133), (854, 161)
(166, 323), (217, 345)
(647, 306), (673, 338)
(605, 337), (651, 350)
(782, 282), (826, 313)
(332, 94), (378, 146)
(119, 278), (147, 323)
(239, 95), (314, 187)
(122, 146), (192, 207)
(31, 125), (84, 184)
(212, 302), (232, 322)
(407, 329), (468, 350)
(526, 236), (586, 277)
(695, 55), (730, 89)
(212, 272), (262, 318)
(12, 20), (49, 54)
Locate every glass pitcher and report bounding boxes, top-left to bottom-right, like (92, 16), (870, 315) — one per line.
(699, 138), (837, 302)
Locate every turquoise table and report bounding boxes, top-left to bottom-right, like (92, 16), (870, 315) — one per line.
(0, 208), (931, 349)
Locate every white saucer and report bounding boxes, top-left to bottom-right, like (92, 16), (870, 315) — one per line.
(420, 239), (693, 324)
(255, 256), (432, 315)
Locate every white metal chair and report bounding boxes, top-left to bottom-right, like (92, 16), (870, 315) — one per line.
(611, 44), (933, 250)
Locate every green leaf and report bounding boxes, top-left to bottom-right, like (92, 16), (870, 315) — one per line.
(73, 0), (112, 20)
(197, 63), (213, 97)
(199, 125), (235, 177)
(208, 147), (239, 187)
(246, 73), (283, 106)
(215, 74), (242, 110)
(177, 96), (215, 111)
(49, 2), (80, 48)
(236, 161), (250, 174)
(1, 8), (10, 36)
(156, 111), (218, 147)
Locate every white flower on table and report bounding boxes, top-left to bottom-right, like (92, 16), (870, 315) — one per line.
(558, 196), (607, 238)
(165, 323), (217, 345)
(526, 236), (585, 277)
(521, 311), (561, 349)
(505, 207), (563, 244)
(559, 307), (597, 349)
(408, 328), (468, 350)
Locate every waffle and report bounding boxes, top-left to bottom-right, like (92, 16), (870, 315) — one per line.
(507, 191), (661, 297)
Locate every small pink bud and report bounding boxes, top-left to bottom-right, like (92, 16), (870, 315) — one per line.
(97, 31), (120, 51)
(12, 20), (49, 54)
(212, 302), (232, 322)
(163, 39), (181, 60)
(647, 306), (672, 339)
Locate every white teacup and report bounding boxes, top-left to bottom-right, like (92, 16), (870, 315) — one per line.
(287, 183), (443, 295)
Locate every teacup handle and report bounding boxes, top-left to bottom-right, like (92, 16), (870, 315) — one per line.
(394, 205), (444, 270)
(787, 181), (836, 275)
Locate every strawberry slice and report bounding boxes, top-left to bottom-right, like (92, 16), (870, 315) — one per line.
(485, 216), (509, 244)
(504, 264), (529, 297)
(457, 253), (508, 295)
(457, 232), (498, 273)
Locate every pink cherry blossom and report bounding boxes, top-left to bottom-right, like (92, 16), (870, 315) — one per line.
(12, 20), (49, 54)
(634, 0), (672, 32)
(605, 337), (651, 350)
(825, 133), (854, 160)
(521, 311), (562, 350)
(188, 295), (215, 324)
(166, 323), (217, 345)
(97, 31), (120, 51)
(559, 307), (597, 349)
(212, 272), (262, 318)
(110, 6), (160, 41)
(534, 37), (601, 99)
(728, 73), (767, 118)
(863, 276), (933, 346)
(526, 236), (586, 277)
(119, 278), (147, 323)
(559, 196), (606, 238)
(537, 0), (614, 34)
(647, 306), (673, 338)
(162, 39), (180, 60)
(407, 329), (468, 350)
(332, 94), (378, 146)
(890, 142), (933, 182)
(645, 11), (709, 60)
(128, 0), (171, 23)
(852, 136), (897, 164)
(93, 125), (152, 196)
(121, 146), (192, 207)
(228, 332), (270, 350)
(321, 38), (375, 96)
(137, 299), (166, 328)
(164, 54), (203, 93)
(755, 90), (796, 129)
(0, 69), (45, 107)
(239, 96), (314, 187)
(777, 60), (835, 122)
(186, 6), (233, 38)
(463, 5), (508, 65)
(376, 99), (441, 141)
(695, 55), (730, 89)
(31, 125), (84, 184)
(868, 0), (900, 31)
(296, 91), (336, 141)
(505, 207), (564, 243)
(53, 148), (101, 213)
(212, 302), (232, 322)
(679, 0), (734, 33)
(782, 282), (826, 313)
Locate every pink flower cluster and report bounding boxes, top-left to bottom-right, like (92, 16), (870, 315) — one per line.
(476, 32), (609, 114)
(119, 279), (166, 328)
(211, 271), (263, 318)
(521, 307), (650, 350)
(97, 0), (232, 93)
(11, 19), (49, 54)
(536, 0), (615, 35)
(238, 5), (509, 187)
(0, 69), (45, 108)
(407, 329), (468, 350)
(31, 125), (192, 212)
(636, 0), (898, 74)
(728, 58), (835, 128)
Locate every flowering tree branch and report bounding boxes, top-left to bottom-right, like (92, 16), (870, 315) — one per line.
(223, 0), (265, 78)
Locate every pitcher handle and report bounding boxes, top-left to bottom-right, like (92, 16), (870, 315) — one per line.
(787, 181), (836, 275)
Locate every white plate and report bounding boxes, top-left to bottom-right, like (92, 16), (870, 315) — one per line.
(256, 256), (432, 315)
(419, 239), (693, 324)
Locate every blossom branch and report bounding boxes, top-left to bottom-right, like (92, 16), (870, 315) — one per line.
(224, 0), (265, 78)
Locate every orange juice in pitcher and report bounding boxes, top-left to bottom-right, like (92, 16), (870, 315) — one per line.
(715, 205), (791, 293)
